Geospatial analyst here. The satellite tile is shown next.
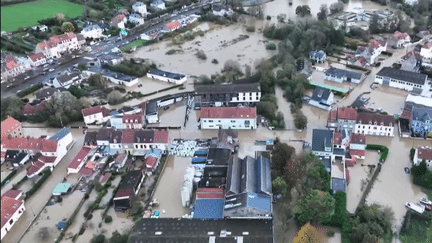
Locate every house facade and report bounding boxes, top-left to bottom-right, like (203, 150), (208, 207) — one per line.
(111, 14), (127, 29)
(414, 147), (432, 171)
(212, 4), (233, 17)
(147, 69), (187, 84)
(1, 197), (25, 240)
(1, 116), (23, 140)
(53, 72), (82, 88)
(324, 68), (362, 84)
(129, 13), (144, 25)
(123, 114), (145, 129)
(375, 67), (428, 93)
(312, 129), (334, 157)
(82, 106), (111, 126)
(355, 40), (387, 65)
(410, 107), (432, 138)
(309, 87), (334, 111)
(194, 83), (261, 107)
(354, 112), (395, 136)
(81, 24), (104, 39)
(28, 52), (46, 67)
(420, 42), (432, 59)
(401, 50), (423, 72)
(150, 0), (165, 10)
(67, 147), (91, 174)
(327, 107), (358, 132)
(132, 2), (147, 16)
(387, 31), (411, 48)
(199, 107), (257, 130)
(114, 170), (145, 211)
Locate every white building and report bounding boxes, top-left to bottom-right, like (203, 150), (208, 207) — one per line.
(354, 112), (395, 136)
(84, 70), (138, 87)
(325, 68), (362, 84)
(111, 14), (127, 29)
(129, 13), (144, 25)
(405, 0), (418, 6)
(1, 197), (25, 240)
(150, 0), (165, 10)
(28, 52), (46, 67)
(67, 147), (91, 174)
(387, 31), (411, 48)
(81, 24), (104, 39)
(147, 69), (187, 84)
(32, 25), (48, 32)
(194, 83), (261, 107)
(309, 50), (326, 63)
(199, 107), (257, 130)
(82, 106), (111, 126)
(375, 67), (428, 93)
(212, 4), (233, 17)
(53, 72), (82, 88)
(414, 146), (432, 171)
(309, 87), (334, 111)
(132, 2), (147, 16)
(420, 42), (432, 59)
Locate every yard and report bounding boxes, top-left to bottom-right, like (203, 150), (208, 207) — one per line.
(121, 39), (149, 53)
(1, 0), (83, 31)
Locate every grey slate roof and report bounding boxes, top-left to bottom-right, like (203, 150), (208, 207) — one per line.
(333, 148), (345, 156)
(119, 170), (142, 190)
(148, 69), (185, 80)
(411, 107), (432, 122)
(145, 101), (158, 115)
(134, 130), (154, 143)
(84, 131), (98, 146)
(325, 68), (362, 80)
(206, 147), (231, 166)
(376, 67), (427, 85)
(312, 129), (333, 152)
(195, 83), (260, 94)
(311, 87), (331, 102)
(331, 177), (346, 192)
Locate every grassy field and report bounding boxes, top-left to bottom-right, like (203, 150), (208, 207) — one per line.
(121, 39), (149, 52)
(1, 0), (83, 31)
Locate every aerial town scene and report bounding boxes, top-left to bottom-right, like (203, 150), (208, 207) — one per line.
(1, 0), (432, 242)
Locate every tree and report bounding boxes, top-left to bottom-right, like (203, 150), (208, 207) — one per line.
(272, 142), (296, 175)
(296, 5), (311, 17)
(92, 234), (105, 243)
(293, 223), (324, 243)
(61, 22), (75, 33)
(109, 231), (128, 243)
(294, 111), (307, 129)
(77, 63), (88, 71)
(411, 160), (427, 176)
(68, 85), (85, 98)
(272, 176), (288, 196)
(317, 4), (328, 21)
(1, 96), (24, 120)
(369, 14), (380, 34)
(45, 91), (82, 127)
(294, 189), (335, 226)
(107, 90), (124, 105)
(329, 2), (344, 15)
(222, 59), (242, 74)
(88, 74), (108, 89)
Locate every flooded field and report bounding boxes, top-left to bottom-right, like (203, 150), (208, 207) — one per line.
(151, 156), (190, 217)
(21, 191), (84, 243)
(362, 86), (407, 115)
(129, 23), (276, 77)
(155, 102), (187, 127)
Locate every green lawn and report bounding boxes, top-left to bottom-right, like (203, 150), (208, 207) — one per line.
(121, 39), (149, 52)
(1, 0), (83, 32)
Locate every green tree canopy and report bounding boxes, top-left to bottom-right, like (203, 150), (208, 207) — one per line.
(294, 189), (335, 226)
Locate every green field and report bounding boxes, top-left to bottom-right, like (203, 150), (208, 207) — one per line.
(1, 0), (83, 32)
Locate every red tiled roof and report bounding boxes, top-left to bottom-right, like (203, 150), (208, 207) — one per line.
(327, 110), (337, 122)
(68, 147), (91, 170)
(418, 147), (432, 160)
(38, 155), (57, 164)
(1, 197), (23, 228)
(356, 112), (394, 126)
(5, 61), (19, 70)
(123, 114), (143, 124)
(2, 137), (55, 152)
(166, 21), (181, 30)
(82, 106), (105, 116)
(1, 116), (21, 138)
(99, 172), (111, 184)
(345, 157), (357, 166)
(42, 140), (58, 152)
(154, 130), (168, 143)
(22, 101), (46, 116)
(28, 52), (45, 62)
(392, 31), (410, 40)
(115, 188), (133, 198)
(122, 129), (135, 143)
(145, 156), (157, 168)
(2, 189), (23, 200)
(200, 107), (257, 119)
(337, 107), (357, 120)
(369, 40), (385, 49)
(26, 161), (45, 176)
(115, 153), (127, 163)
(350, 133), (366, 144)
(333, 132), (342, 145)
(350, 149), (365, 158)
(1, 151), (5, 160)
(5, 55), (15, 62)
(196, 187), (225, 199)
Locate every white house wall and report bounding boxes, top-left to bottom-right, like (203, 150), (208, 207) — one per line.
(0, 203), (25, 240)
(200, 118), (257, 130)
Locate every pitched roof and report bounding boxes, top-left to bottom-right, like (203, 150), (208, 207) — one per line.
(337, 107), (358, 120)
(331, 177), (346, 192)
(82, 106), (110, 116)
(1, 197), (23, 228)
(122, 129), (135, 143)
(411, 107), (432, 122)
(325, 68), (362, 80)
(402, 50), (423, 61)
(134, 130), (154, 143)
(28, 52), (45, 62)
(2, 189), (23, 200)
(334, 132), (342, 145)
(68, 147), (91, 170)
(356, 112), (395, 126)
(5, 61), (19, 70)
(1, 116), (21, 138)
(309, 50), (326, 58)
(327, 110), (337, 122)
(350, 149), (365, 157)
(376, 67), (427, 85)
(418, 147), (432, 160)
(36, 87), (58, 99)
(154, 130), (168, 143)
(312, 129), (333, 152)
(123, 114), (143, 124)
(196, 188), (225, 199)
(38, 155), (57, 164)
(22, 101), (46, 116)
(193, 199), (225, 219)
(166, 21), (181, 30)
(350, 133), (366, 144)
(311, 87), (332, 102)
(96, 128), (112, 141)
(195, 83), (260, 94)
(145, 156), (157, 168)
(26, 161), (45, 176)
(48, 128), (71, 141)
(2, 136), (57, 153)
(114, 188), (133, 198)
(392, 31), (410, 40)
(199, 107), (257, 119)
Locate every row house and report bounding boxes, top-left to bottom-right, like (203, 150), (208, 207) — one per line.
(387, 31), (411, 48)
(354, 112), (395, 137)
(375, 67), (428, 93)
(327, 107), (358, 132)
(28, 52), (47, 67)
(35, 39), (60, 59)
(82, 106), (111, 126)
(3, 57), (28, 79)
(35, 32), (82, 59)
(1, 191), (26, 240)
(92, 128), (169, 156)
(1, 128), (73, 177)
(198, 107), (257, 130)
(420, 42), (432, 59)
(67, 147), (92, 174)
(194, 83), (261, 107)
(1, 116), (23, 140)
(349, 133), (366, 160)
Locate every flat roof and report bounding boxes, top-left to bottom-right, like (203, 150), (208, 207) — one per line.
(325, 67), (362, 80)
(406, 94), (432, 108)
(52, 183), (71, 195)
(129, 218), (273, 243)
(206, 148), (231, 166)
(195, 83), (260, 94)
(193, 199), (225, 219)
(309, 81), (349, 93)
(376, 67), (427, 85)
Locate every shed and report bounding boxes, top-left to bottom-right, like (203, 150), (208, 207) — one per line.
(52, 183), (72, 196)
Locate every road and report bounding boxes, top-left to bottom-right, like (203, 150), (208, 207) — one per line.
(0, 1), (213, 98)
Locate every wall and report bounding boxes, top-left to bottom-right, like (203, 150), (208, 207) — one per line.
(200, 118), (257, 129)
(354, 124), (394, 137)
(146, 73), (187, 84)
(84, 112), (104, 125)
(0, 203), (25, 240)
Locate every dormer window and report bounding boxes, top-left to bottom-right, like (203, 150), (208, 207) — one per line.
(380, 122), (384, 126)
(389, 123), (392, 126)
(369, 121), (372, 125)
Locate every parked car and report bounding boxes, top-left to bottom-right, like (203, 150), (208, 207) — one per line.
(48, 68), (55, 72)
(420, 197), (432, 206)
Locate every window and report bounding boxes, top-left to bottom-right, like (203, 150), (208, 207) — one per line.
(140, 145), (143, 149)
(9, 219), (14, 225)
(208, 120), (213, 122)
(218, 120), (221, 123)
(243, 97), (245, 101)
(231, 120), (235, 123)
(245, 120), (250, 127)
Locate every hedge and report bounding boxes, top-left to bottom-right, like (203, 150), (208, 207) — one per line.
(26, 168), (52, 198)
(365, 144), (389, 162)
(381, 51), (393, 56)
(1, 170), (17, 187)
(17, 83), (43, 98)
(327, 191), (348, 227)
(345, 64), (369, 71)
(157, 84), (184, 92)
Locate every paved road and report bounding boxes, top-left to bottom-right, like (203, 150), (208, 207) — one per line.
(1, 2), (212, 98)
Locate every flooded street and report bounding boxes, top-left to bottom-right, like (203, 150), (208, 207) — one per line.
(151, 156), (190, 217)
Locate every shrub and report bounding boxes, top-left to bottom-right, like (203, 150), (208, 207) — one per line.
(104, 215), (113, 223)
(84, 193), (90, 199)
(79, 227), (85, 235)
(104, 181), (112, 188)
(409, 148), (415, 161)
(365, 144), (389, 162)
(166, 49), (177, 55)
(326, 191), (348, 227)
(17, 83), (43, 98)
(327, 230), (335, 237)
(1, 170), (17, 186)
(196, 50), (207, 60)
(57, 196), (63, 203)
(267, 15), (271, 20)
(266, 42), (277, 50)
(211, 59), (218, 64)
(246, 26), (255, 32)
(26, 168), (52, 198)
(88, 214), (93, 220)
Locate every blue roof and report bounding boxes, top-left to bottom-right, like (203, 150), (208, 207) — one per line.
(310, 50), (325, 58)
(191, 158), (206, 164)
(49, 128), (70, 140)
(331, 178), (346, 192)
(56, 221), (67, 229)
(146, 149), (162, 158)
(246, 192), (271, 212)
(194, 199), (224, 219)
(52, 183), (71, 195)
